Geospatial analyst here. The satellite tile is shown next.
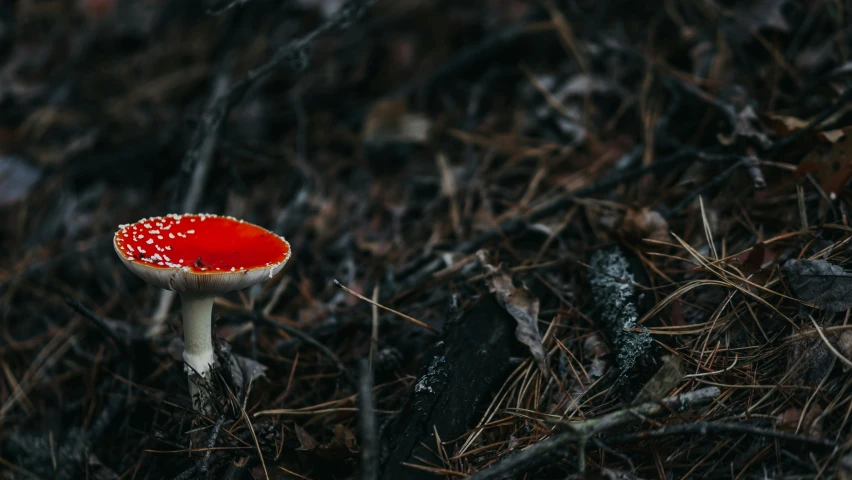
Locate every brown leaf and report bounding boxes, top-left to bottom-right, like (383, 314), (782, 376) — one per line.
(796, 126), (852, 195)
(362, 99), (431, 146)
(735, 242), (766, 274)
(777, 405), (824, 438)
(763, 113), (809, 135)
(620, 206), (669, 242)
(294, 424), (319, 451)
(763, 112), (831, 163)
(632, 355), (684, 404)
(316, 424), (360, 459)
(477, 250), (549, 377)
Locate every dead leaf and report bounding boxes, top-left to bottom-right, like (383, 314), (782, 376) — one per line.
(763, 112), (835, 164)
(781, 259), (852, 312)
(717, 105), (772, 149)
(294, 424), (319, 451)
(742, 242), (766, 272)
(632, 355), (684, 404)
(788, 335), (835, 386)
(797, 126), (852, 195)
(228, 352), (268, 392)
(763, 113), (810, 135)
(0, 155), (41, 205)
(620, 206), (669, 242)
(777, 405), (823, 438)
(362, 99), (431, 146)
(583, 334), (609, 379)
(764, 114), (852, 194)
(316, 424), (359, 459)
(477, 250), (549, 377)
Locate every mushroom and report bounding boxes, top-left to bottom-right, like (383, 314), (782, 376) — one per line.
(113, 213), (290, 411)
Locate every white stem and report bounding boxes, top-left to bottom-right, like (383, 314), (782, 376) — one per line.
(180, 293), (216, 412)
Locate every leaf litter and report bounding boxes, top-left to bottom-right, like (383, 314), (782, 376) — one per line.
(477, 250), (549, 378)
(2, 0), (852, 478)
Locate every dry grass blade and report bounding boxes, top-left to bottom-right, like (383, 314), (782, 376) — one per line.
(333, 279), (438, 333)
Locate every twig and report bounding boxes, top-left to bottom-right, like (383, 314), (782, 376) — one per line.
(743, 152), (767, 190)
(158, 2), (374, 342)
(197, 416), (226, 477)
(207, 0), (252, 15)
(464, 387), (721, 479)
(151, 0), (374, 337)
(358, 359), (378, 480)
(602, 421), (838, 449)
(174, 0), (375, 206)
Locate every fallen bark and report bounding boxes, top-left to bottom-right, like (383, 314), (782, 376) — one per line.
(379, 296), (521, 480)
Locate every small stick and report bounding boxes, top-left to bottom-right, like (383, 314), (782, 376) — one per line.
(198, 416), (226, 476)
(369, 286), (379, 369)
(358, 359), (378, 480)
(464, 387), (721, 479)
(334, 280), (438, 334)
(743, 153), (766, 190)
(603, 421), (837, 449)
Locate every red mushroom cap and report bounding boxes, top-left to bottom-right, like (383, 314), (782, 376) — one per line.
(113, 213), (290, 294)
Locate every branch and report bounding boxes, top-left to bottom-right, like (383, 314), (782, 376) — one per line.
(171, 0), (375, 211)
(358, 359), (378, 480)
(465, 387), (721, 480)
(603, 421), (838, 449)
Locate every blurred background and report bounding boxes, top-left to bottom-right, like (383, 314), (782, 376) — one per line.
(2, 0), (852, 478)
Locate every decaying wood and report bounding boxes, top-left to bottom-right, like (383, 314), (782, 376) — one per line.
(379, 296), (521, 479)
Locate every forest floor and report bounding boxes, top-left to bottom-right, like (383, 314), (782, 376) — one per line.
(1, 0), (852, 478)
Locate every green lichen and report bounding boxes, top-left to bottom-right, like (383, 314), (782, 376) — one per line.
(589, 246), (653, 377)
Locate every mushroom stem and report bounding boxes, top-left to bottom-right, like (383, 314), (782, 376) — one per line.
(180, 293), (216, 411)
